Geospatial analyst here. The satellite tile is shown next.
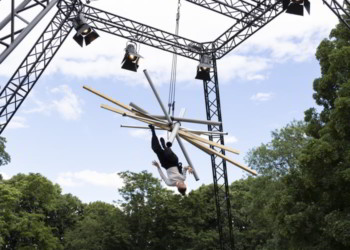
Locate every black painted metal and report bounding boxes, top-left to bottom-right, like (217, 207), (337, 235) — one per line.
(323, 0), (350, 30)
(81, 5), (203, 61)
(212, 0), (285, 58)
(0, 0), (59, 64)
(203, 56), (233, 250)
(0, 1), (78, 133)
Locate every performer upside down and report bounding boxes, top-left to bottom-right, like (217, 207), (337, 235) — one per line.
(149, 124), (192, 195)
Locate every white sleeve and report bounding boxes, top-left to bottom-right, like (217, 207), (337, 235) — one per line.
(182, 166), (188, 180)
(157, 167), (176, 186)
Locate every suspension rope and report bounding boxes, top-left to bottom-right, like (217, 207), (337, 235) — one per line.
(168, 0), (181, 117)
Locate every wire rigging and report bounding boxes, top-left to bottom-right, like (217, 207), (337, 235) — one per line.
(168, 0), (181, 117)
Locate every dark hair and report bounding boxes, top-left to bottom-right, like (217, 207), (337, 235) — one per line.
(166, 141), (172, 148)
(178, 186), (187, 196)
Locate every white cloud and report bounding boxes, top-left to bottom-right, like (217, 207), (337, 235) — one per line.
(129, 129), (151, 140)
(0, 172), (12, 180)
(51, 85), (83, 120)
(218, 55), (271, 82)
(0, 0), (338, 85)
(225, 135), (238, 144)
(56, 170), (124, 188)
(7, 116), (28, 129)
(250, 92), (274, 102)
(24, 85), (83, 120)
(129, 128), (169, 141)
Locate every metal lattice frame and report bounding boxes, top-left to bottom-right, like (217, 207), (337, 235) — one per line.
(211, 0), (285, 58)
(82, 5), (203, 60)
(203, 56), (233, 250)
(0, 0), (78, 133)
(1, 1), (350, 249)
(0, 0), (59, 64)
(323, 0), (350, 30)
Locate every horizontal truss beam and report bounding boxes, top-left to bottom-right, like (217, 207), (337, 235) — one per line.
(211, 0), (284, 58)
(185, 0), (264, 22)
(82, 5), (204, 61)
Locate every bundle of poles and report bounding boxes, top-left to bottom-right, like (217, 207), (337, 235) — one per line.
(83, 70), (257, 180)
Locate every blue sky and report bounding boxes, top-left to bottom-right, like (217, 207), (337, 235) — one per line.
(0, 0), (338, 203)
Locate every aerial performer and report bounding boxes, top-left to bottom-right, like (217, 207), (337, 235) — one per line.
(149, 124), (193, 196)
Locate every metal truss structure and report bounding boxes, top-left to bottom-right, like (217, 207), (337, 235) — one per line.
(323, 0), (350, 29)
(0, 0), (59, 64)
(0, 0), (349, 249)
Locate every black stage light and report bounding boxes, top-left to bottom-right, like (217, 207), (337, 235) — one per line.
(121, 43), (143, 72)
(195, 54), (212, 81)
(283, 0), (310, 16)
(72, 14), (99, 47)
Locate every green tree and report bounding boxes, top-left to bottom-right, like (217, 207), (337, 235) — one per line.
(0, 137), (10, 168)
(64, 201), (130, 250)
(254, 17), (350, 249)
(0, 174), (64, 249)
(246, 120), (309, 177)
(0, 173), (83, 249)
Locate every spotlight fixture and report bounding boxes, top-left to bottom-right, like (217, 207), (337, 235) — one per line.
(72, 14), (99, 47)
(283, 0), (310, 16)
(121, 42), (143, 72)
(195, 54), (212, 81)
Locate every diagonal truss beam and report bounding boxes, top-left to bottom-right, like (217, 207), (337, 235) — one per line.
(82, 5), (204, 61)
(323, 0), (350, 30)
(211, 0), (284, 58)
(0, 1), (78, 134)
(0, 0), (59, 64)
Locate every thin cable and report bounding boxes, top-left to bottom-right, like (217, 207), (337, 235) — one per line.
(168, 0), (181, 117)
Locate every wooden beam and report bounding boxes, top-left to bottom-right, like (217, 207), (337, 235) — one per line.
(178, 130), (240, 155)
(181, 136), (257, 176)
(83, 86), (133, 112)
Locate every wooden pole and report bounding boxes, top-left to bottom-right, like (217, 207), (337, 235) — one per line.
(181, 136), (257, 176)
(83, 86), (133, 112)
(179, 130), (240, 155)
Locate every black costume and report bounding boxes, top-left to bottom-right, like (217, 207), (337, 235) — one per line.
(150, 125), (183, 174)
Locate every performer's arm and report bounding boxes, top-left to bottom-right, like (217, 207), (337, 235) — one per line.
(182, 166), (193, 180)
(152, 161), (176, 186)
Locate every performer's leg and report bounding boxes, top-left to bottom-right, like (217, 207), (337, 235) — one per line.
(150, 125), (162, 154)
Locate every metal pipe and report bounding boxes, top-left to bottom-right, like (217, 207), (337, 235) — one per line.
(129, 102), (148, 114)
(0, 0), (31, 30)
(176, 135), (199, 181)
(151, 114), (222, 126)
(120, 125), (165, 130)
(0, 0), (58, 64)
(143, 69), (199, 181)
(143, 70), (173, 124)
(120, 125), (228, 135)
(168, 108), (186, 143)
(11, 0), (15, 42)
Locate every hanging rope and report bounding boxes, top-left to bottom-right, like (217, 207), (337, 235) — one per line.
(168, 0), (181, 117)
